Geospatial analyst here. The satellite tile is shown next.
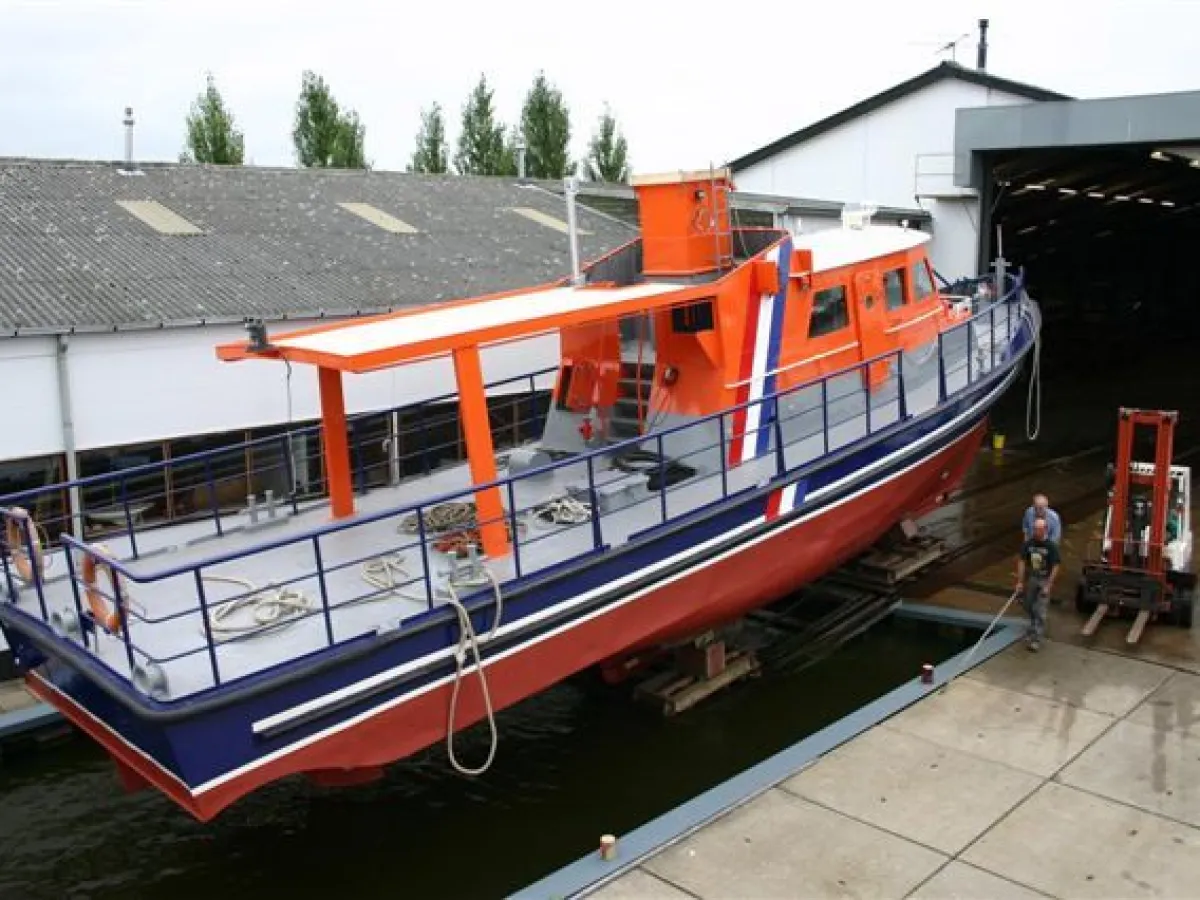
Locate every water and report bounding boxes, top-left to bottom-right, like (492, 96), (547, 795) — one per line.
(0, 618), (971, 900)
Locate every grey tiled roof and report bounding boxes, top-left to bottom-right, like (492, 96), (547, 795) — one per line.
(0, 160), (635, 334)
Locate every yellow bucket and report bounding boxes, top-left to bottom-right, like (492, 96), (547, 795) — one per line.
(992, 432), (1006, 451)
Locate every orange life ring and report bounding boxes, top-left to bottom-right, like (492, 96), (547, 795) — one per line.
(4, 506), (44, 584)
(81, 544), (125, 634)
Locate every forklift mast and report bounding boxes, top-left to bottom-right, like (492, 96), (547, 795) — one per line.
(1108, 407), (1177, 582)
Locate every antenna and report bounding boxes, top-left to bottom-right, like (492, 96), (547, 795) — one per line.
(908, 33), (970, 63)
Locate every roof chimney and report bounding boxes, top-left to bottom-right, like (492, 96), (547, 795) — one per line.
(976, 19), (989, 70)
(123, 107), (134, 166)
(118, 107), (143, 176)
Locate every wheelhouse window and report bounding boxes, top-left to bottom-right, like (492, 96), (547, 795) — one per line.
(912, 259), (935, 302)
(671, 298), (715, 334)
(808, 285), (850, 338)
(884, 268), (907, 310)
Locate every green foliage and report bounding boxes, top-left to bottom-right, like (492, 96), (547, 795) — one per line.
(453, 74), (509, 176)
(408, 103), (449, 174)
(582, 107), (631, 183)
(519, 71), (573, 179)
(292, 71), (368, 169)
(181, 74), (245, 165)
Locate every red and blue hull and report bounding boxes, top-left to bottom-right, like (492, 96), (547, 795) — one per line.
(5, 354), (1015, 821)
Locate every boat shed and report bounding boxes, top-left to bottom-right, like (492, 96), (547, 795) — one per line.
(954, 90), (1200, 351)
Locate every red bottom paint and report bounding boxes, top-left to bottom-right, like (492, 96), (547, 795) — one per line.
(30, 420), (986, 821)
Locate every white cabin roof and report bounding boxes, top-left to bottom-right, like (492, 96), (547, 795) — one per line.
(793, 224), (930, 274)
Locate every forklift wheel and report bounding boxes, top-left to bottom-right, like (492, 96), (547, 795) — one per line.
(1075, 582), (1097, 615)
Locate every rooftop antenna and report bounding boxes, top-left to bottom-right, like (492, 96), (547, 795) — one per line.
(118, 106), (143, 176)
(908, 32), (970, 62)
(937, 33), (970, 63)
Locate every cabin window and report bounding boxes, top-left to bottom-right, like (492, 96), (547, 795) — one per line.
(671, 298), (715, 334)
(808, 285), (850, 338)
(912, 260), (935, 302)
(884, 268), (907, 310)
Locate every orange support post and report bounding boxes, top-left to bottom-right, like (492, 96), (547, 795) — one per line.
(452, 345), (510, 558)
(318, 366), (355, 519)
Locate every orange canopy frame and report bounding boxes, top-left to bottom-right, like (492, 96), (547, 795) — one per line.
(215, 277), (715, 558)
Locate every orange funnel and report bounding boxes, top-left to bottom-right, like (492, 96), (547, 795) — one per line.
(631, 168), (734, 277)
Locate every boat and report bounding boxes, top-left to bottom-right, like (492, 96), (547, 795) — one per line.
(0, 168), (1041, 820)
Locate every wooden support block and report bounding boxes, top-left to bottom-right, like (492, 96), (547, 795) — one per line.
(633, 650), (761, 716)
(1126, 609), (1152, 645)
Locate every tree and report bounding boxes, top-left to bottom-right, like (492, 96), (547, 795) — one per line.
(519, 71), (572, 179)
(408, 103), (448, 174)
(292, 70), (368, 169)
(582, 107), (631, 183)
(181, 74), (244, 165)
(454, 74), (508, 176)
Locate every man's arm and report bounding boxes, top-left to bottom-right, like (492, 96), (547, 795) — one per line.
(1015, 554), (1026, 590)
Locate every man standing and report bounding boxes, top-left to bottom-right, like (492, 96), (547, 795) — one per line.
(1022, 493), (1062, 544)
(1015, 517), (1060, 651)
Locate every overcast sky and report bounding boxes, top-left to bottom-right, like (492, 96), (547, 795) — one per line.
(2, 0), (1200, 175)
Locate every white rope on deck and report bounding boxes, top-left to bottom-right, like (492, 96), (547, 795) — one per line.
(201, 574), (313, 640)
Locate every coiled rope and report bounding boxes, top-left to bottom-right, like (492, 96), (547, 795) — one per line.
(444, 568), (503, 776)
(201, 574), (313, 640)
(530, 495), (592, 528)
(200, 553), (425, 641)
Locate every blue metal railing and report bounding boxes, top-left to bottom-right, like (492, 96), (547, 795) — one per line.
(1, 274), (1034, 697)
(0, 366), (557, 558)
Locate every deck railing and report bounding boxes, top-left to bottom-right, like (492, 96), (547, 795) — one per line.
(0, 367), (557, 557)
(1, 273), (1036, 698)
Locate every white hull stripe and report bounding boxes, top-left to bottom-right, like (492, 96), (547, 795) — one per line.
(780, 481), (801, 515)
(38, 367), (1017, 801)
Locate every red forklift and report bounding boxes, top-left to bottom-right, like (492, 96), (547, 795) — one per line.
(1076, 408), (1195, 645)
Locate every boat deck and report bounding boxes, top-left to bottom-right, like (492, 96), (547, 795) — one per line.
(3, 299), (1031, 702)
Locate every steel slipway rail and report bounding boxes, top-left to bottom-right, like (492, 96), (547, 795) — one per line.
(1, 282), (1035, 724)
(511, 603), (1025, 900)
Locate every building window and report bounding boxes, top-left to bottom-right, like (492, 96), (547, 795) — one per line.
(884, 268), (907, 310)
(808, 285), (850, 338)
(912, 259), (935, 302)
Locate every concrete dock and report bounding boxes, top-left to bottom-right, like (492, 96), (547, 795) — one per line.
(0, 677), (62, 749)
(531, 472), (1200, 900)
(585, 638), (1199, 899)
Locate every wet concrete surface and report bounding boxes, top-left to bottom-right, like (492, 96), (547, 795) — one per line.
(592, 637), (1200, 900)
(0, 679), (36, 714)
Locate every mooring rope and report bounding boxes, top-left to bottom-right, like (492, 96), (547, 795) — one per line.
(444, 568), (503, 776)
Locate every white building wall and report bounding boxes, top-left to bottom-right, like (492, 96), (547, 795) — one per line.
(734, 78), (1037, 278)
(0, 324), (559, 461)
(0, 337), (62, 458)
